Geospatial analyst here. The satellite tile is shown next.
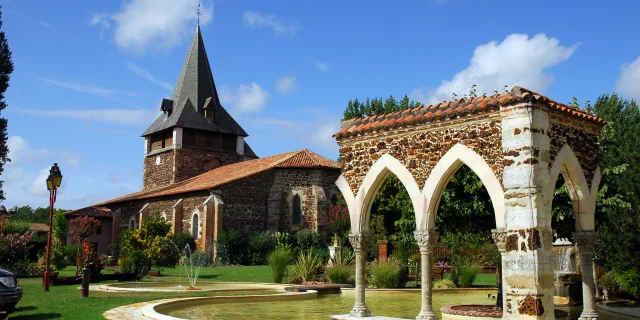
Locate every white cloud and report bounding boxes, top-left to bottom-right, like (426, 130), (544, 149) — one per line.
(310, 58), (330, 72)
(36, 76), (142, 108)
(90, 0), (214, 53)
(242, 11), (299, 36)
(409, 33), (578, 104)
(127, 62), (173, 91)
(219, 82), (269, 113)
(310, 121), (341, 151)
(615, 56), (640, 102)
(24, 168), (51, 197)
(90, 12), (111, 29)
(13, 109), (160, 127)
(8, 136), (79, 167)
(275, 76), (296, 94)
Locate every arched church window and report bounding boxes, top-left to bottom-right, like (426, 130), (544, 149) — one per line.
(192, 212), (200, 238)
(292, 194), (302, 225)
(129, 216), (136, 230)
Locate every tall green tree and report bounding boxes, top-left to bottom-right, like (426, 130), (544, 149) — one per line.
(0, 7), (12, 201)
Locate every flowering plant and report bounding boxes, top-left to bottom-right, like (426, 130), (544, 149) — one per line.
(0, 231), (34, 269)
(320, 204), (350, 239)
(76, 238), (103, 276)
(438, 261), (449, 274)
(70, 216), (101, 242)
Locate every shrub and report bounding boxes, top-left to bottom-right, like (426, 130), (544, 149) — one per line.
(0, 231), (34, 269)
(183, 250), (209, 267)
(295, 229), (322, 253)
(615, 271), (640, 298)
(367, 257), (403, 288)
(129, 250), (151, 279)
(215, 229), (247, 265)
(63, 244), (79, 266)
(3, 220), (31, 235)
(292, 248), (324, 283)
(433, 279), (457, 289)
(268, 247), (292, 283)
(247, 232), (275, 265)
(52, 211), (67, 246)
(51, 249), (68, 271)
(118, 257), (133, 274)
(139, 212), (171, 244)
(171, 232), (196, 253)
(451, 256), (480, 287)
(598, 272), (620, 294)
(119, 230), (145, 258)
(273, 232), (293, 249)
(325, 264), (354, 284)
(70, 216), (101, 242)
(148, 236), (181, 268)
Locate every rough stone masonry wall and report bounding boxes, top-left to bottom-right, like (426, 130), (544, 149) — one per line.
(107, 191), (210, 250)
(338, 118), (504, 195)
(273, 168), (341, 232)
(142, 150), (174, 189)
(548, 121), (599, 188)
(174, 148), (244, 184)
(218, 170), (275, 234)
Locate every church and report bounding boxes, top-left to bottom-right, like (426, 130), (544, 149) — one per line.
(65, 26), (341, 257)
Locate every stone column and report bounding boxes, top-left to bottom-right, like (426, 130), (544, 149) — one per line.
(573, 231), (599, 320)
(414, 230), (439, 320)
(501, 100), (555, 319)
(349, 232), (371, 317)
(492, 228), (507, 311)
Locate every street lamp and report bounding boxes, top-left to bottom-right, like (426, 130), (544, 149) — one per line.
(43, 163), (62, 291)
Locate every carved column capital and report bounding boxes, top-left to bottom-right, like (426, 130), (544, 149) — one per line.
(414, 230), (439, 253)
(573, 231), (598, 255)
(491, 228), (507, 253)
(349, 232), (370, 252)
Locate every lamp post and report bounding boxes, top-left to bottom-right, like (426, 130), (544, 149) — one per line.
(43, 163), (62, 291)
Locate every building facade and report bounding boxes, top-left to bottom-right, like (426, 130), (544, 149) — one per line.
(65, 26), (341, 259)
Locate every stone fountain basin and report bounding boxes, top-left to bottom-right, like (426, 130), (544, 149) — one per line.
(96, 282), (287, 293)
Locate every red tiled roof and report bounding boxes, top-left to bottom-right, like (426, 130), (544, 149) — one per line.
(94, 149), (340, 206)
(29, 223), (49, 233)
(64, 206), (113, 218)
(334, 86), (605, 139)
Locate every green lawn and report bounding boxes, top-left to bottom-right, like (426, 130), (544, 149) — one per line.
(8, 266), (496, 319)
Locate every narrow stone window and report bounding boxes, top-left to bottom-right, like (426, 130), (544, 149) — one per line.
(192, 213), (200, 238)
(129, 217), (136, 230)
(331, 194), (338, 206)
(292, 194), (302, 225)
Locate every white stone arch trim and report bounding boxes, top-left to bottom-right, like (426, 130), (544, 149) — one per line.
(287, 190), (306, 228)
(545, 144), (599, 231)
(128, 215), (137, 230)
(335, 175), (358, 229)
(190, 209), (202, 239)
(160, 211), (167, 220)
(421, 143), (506, 230)
(356, 153), (422, 233)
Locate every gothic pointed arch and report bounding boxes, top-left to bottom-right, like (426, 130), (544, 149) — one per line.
(421, 143), (505, 230)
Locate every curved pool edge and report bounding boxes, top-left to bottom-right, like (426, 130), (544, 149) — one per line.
(141, 290), (319, 320)
(97, 281), (287, 293)
(339, 287), (498, 296)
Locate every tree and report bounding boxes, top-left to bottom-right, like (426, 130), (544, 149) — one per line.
(0, 7), (13, 201)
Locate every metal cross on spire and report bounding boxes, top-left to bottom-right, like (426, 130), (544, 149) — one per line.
(196, 1), (202, 25)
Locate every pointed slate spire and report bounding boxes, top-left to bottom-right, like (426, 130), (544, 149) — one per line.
(142, 26), (248, 137)
(171, 24), (221, 114)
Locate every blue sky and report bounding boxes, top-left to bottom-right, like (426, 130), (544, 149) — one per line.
(1, 0), (639, 210)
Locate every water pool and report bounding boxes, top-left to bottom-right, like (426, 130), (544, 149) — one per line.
(99, 281), (286, 293)
(162, 292), (496, 319)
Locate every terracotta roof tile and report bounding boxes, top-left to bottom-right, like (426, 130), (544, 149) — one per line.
(93, 150), (340, 206)
(65, 206), (113, 218)
(29, 223), (49, 233)
(334, 86), (605, 139)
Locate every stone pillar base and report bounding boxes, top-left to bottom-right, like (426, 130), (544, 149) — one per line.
(416, 311), (439, 320)
(578, 311), (599, 320)
(349, 307), (371, 317)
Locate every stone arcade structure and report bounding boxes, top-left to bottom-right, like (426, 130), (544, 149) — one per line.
(332, 87), (604, 320)
(66, 25), (341, 259)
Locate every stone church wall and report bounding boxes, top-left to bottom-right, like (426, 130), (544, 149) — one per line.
(173, 148), (244, 183)
(218, 171), (275, 234)
(273, 168), (341, 232)
(142, 150), (174, 189)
